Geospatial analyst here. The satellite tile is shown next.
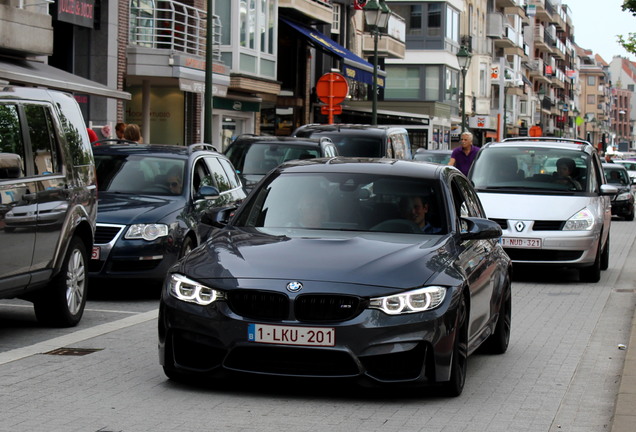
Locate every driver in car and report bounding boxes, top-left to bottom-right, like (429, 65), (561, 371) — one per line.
(553, 158), (582, 190)
(400, 196), (442, 234)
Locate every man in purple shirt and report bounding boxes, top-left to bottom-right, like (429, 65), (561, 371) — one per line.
(449, 131), (479, 176)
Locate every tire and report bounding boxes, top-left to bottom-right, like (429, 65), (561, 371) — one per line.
(626, 209), (634, 221)
(440, 294), (468, 397)
(579, 240), (601, 283)
(482, 278), (511, 354)
(33, 237), (88, 327)
(600, 235), (609, 271)
(178, 236), (194, 259)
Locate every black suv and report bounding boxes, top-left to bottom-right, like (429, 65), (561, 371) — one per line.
(90, 143), (246, 285)
(0, 87), (97, 327)
(224, 135), (338, 192)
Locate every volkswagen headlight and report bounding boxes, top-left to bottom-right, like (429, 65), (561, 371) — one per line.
(125, 224), (169, 241)
(616, 192), (631, 201)
(168, 273), (225, 306)
(563, 208), (594, 231)
(369, 286), (446, 315)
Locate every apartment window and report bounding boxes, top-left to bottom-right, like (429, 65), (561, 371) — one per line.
(587, 76), (596, 86)
(479, 63), (488, 97)
(332, 3), (341, 34)
(587, 94), (596, 105)
(443, 68), (457, 102)
(428, 4), (441, 37)
(240, 0), (256, 49)
(446, 5), (459, 43)
(385, 67), (421, 99)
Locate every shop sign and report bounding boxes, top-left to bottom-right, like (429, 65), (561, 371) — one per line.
(56, 0), (95, 29)
(469, 116), (494, 129)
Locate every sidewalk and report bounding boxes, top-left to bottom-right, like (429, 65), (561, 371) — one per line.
(611, 306), (636, 432)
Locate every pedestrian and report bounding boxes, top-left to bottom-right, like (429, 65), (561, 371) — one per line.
(448, 131), (479, 176)
(115, 122), (127, 140)
(123, 123), (143, 143)
(604, 153), (614, 163)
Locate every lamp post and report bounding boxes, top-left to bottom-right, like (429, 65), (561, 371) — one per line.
(456, 46), (472, 133)
(363, 0), (391, 126)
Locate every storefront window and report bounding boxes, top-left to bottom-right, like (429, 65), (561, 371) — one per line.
(385, 67), (420, 99)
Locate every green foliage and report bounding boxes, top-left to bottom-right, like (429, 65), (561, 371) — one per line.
(619, 1), (636, 54)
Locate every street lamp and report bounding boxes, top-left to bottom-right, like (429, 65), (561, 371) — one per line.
(456, 46), (472, 133)
(363, 0), (391, 126)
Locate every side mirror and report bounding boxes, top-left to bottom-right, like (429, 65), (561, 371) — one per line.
(201, 206), (238, 228)
(196, 185), (220, 200)
(600, 184), (619, 196)
(459, 217), (502, 240)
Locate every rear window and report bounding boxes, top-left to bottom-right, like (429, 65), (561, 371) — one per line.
(470, 147), (592, 193)
(238, 143), (321, 175)
(303, 131), (383, 158)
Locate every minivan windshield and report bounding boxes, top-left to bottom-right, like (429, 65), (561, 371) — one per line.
(470, 147), (592, 192)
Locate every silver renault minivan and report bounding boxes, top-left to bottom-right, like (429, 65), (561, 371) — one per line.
(468, 137), (617, 282)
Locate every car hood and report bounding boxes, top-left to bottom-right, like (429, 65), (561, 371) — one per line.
(181, 228), (458, 290)
(97, 193), (183, 224)
(477, 192), (600, 220)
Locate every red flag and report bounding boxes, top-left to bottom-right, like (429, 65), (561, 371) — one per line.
(354, 0), (368, 10)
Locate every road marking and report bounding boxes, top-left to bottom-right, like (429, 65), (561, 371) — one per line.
(0, 309), (158, 366)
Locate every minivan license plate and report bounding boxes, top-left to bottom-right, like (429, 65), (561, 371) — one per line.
(500, 237), (542, 248)
(248, 324), (335, 347)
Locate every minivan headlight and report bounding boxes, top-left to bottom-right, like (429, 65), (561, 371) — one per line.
(168, 273), (225, 306)
(125, 223), (169, 241)
(369, 286), (446, 315)
(563, 208), (594, 231)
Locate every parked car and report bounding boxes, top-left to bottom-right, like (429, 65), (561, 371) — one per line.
(0, 87), (97, 327)
(89, 143), (246, 285)
(613, 159), (636, 184)
(292, 124), (412, 159)
(413, 148), (452, 164)
(602, 163), (635, 221)
(469, 137), (617, 282)
(159, 157), (512, 396)
(224, 135), (338, 192)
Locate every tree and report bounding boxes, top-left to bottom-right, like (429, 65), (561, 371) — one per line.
(618, 0), (636, 54)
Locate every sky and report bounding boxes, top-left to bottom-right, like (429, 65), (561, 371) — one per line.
(566, 0), (635, 62)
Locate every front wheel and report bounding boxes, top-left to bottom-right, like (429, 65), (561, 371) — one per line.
(579, 239), (601, 283)
(33, 237), (88, 327)
(439, 294), (468, 397)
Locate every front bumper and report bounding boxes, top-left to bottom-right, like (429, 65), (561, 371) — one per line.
(158, 286), (461, 386)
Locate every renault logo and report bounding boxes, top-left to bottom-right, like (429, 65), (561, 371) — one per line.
(286, 281), (303, 292)
(515, 221), (525, 232)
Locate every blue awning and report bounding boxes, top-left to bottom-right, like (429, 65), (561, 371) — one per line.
(281, 17), (385, 87)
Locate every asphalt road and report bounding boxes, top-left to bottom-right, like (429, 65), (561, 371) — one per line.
(0, 219), (635, 432)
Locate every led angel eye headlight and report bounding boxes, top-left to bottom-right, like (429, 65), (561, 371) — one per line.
(168, 273), (225, 306)
(369, 286), (447, 315)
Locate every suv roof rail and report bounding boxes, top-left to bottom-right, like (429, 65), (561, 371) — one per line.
(501, 137), (592, 146)
(188, 143), (218, 153)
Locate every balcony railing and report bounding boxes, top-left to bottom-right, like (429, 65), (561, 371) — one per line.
(129, 0), (220, 60)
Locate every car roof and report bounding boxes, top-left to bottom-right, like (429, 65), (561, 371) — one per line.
(483, 137), (596, 153)
(293, 124), (408, 136)
(92, 143), (223, 158)
(602, 163), (628, 170)
(229, 135), (330, 147)
(275, 157), (449, 178)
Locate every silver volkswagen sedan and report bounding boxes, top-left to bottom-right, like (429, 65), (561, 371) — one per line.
(469, 137), (618, 282)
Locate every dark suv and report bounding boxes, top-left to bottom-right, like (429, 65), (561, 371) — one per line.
(224, 135), (338, 192)
(90, 143), (246, 285)
(0, 87), (97, 327)
(292, 124), (412, 159)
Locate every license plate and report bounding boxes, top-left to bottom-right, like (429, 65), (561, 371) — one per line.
(248, 324), (335, 347)
(500, 237), (542, 248)
(91, 246), (100, 260)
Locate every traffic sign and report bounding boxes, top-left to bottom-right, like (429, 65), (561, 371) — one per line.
(316, 72), (349, 105)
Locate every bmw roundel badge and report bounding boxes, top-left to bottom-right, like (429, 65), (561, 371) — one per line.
(286, 281), (303, 292)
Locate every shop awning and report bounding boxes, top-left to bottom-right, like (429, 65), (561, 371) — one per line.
(0, 57), (130, 100)
(281, 17), (385, 87)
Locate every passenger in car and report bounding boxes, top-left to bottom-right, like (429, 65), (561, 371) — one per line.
(297, 193), (329, 228)
(553, 157), (582, 190)
(399, 196), (442, 234)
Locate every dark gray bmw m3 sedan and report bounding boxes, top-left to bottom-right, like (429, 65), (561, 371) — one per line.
(158, 157), (512, 396)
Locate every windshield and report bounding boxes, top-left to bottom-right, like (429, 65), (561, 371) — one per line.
(604, 167), (630, 186)
(235, 172), (447, 235)
(236, 143), (321, 175)
(470, 147), (592, 192)
(413, 152), (451, 164)
(95, 154), (186, 195)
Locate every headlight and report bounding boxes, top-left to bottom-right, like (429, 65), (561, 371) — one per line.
(168, 273), (225, 306)
(369, 286), (446, 315)
(563, 208), (594, 231)
(125, 223), (169, 241)
(616, 192), (631, 201)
